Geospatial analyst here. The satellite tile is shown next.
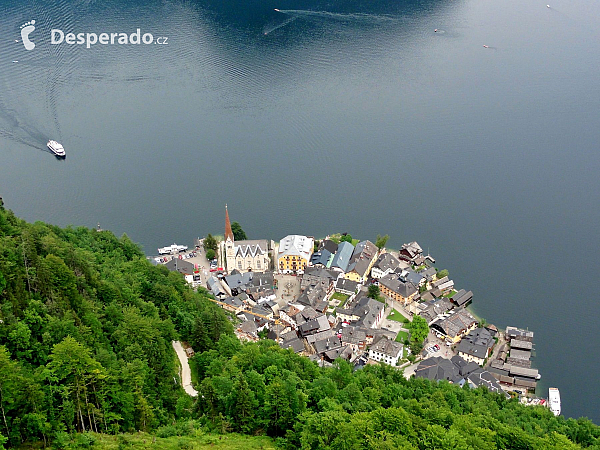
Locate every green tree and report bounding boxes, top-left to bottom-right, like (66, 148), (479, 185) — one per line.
(340, 234), (353, 243)
(230, 222), (247, 241)
(375, 234), (389, 250)
(0, 346), (22, 440)
(408, 316), (429, 346)
(231, 374), (257, 433)
(0, 272), (6, 296)
(368, 284), (381, 300)
(436, 269), (449, 279)
(45, 337), (107, 433)
(203, 234), (218, 253)
(205, 248), (216, 261)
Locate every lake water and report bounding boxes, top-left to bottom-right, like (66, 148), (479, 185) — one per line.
(0, 0), (599, 422)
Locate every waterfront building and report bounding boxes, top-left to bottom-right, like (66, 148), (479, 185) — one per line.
(457, 327), (496, 366)
(278, 234), (314, 273)
(399, 241), (423, 262)
(344, 240), (379, 283)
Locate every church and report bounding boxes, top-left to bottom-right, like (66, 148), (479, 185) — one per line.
(220, 206), (271, 273)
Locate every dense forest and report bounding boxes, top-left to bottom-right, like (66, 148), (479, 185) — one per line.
(0, 202), (598, 449)
(0, 203), (232, 447)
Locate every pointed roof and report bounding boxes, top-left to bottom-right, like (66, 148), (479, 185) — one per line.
(224, 204), (234, 242)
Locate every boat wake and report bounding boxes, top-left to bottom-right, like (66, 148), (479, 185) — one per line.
(263, 16), (298, 35)
(273, 9), (405, 24)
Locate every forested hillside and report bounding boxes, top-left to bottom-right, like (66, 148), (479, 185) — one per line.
(193, 340), (599, 449)
(0, 203), (598, 449)
(0, 203), (232, 447)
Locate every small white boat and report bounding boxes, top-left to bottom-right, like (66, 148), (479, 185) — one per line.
(548, 387), (561, 416)
(158, 243), (188, 255)
(47, 140), (65, 157)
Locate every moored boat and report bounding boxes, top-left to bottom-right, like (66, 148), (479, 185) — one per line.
(548, 387), (561, 416)
(158, 243), (188, 255)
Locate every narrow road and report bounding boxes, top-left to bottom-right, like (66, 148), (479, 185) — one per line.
(172, 341), (198, 397)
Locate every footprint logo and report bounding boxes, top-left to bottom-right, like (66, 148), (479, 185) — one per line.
(20, 20), (36, 51)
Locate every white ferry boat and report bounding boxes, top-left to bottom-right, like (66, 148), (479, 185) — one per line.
(548, 387), (561, 416)
(47, 140), (66, 157)
(158, 244), (188, 255)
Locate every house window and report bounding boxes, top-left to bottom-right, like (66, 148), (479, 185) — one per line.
(238, 261), (242, 269)
(257, 260), (261, 269)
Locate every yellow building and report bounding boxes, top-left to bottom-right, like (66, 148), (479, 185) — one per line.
(277, 235), (314, 273)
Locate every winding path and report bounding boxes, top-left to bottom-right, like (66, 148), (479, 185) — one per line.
(172, 341), (198, 397)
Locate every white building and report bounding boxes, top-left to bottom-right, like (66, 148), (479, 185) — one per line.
(368, 336), (403, 366)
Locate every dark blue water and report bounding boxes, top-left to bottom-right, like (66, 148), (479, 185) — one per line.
(0, 0), (599, 421)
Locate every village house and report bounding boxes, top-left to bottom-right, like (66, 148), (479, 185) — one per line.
(417, 297), (454, 324)
(432, 276), (454, 293)
(399, 241), (423, 262)
(221, 206), (271, 273)
(296, 286), (329, 313)
(300, 267), (338, 294)
(282, 338), (305, 354)
(310, 249), (334, 268)
(220, 296), (244, 313)
(368, 336), (403, 366)
(457, 327), (496, 366)
(223, 270), (254, 296)
(277, 234), (314, 273)
(417, 266), (438, 283)
(335, 278), (359, 296)
(371, 252), (404, 279)
(415, 355), (475, 384)
(415, 355), (509, 399)
(330, 241), (354, 273)
(279, 304), (302, 329)
(430, 308), (478, 343)
(450, 289), (473, 307)
(466, 369), (510, 398)
(305, 329), (335, 346)
(322, 345), (353, 363)
(378, 273), (418, 305)
(344, 240), (379, 283)
(353, 296), (385, 329)
(398, 269), (425, 288)
(310, 240), (337, 268)
(165, 257), (195, 277)
(340, 326), (367, 352)
(336, 307), (360, 323)
(207, 276), (227, 298)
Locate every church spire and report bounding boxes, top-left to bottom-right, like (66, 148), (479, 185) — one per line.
(224, 204), (234, 242)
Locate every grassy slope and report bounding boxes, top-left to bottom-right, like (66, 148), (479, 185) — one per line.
(18, 432), (275, 450)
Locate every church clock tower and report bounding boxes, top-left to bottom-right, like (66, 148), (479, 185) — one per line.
(224, 205), (235, 271)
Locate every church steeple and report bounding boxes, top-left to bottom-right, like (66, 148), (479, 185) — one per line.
(224, 204), (234, 243)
